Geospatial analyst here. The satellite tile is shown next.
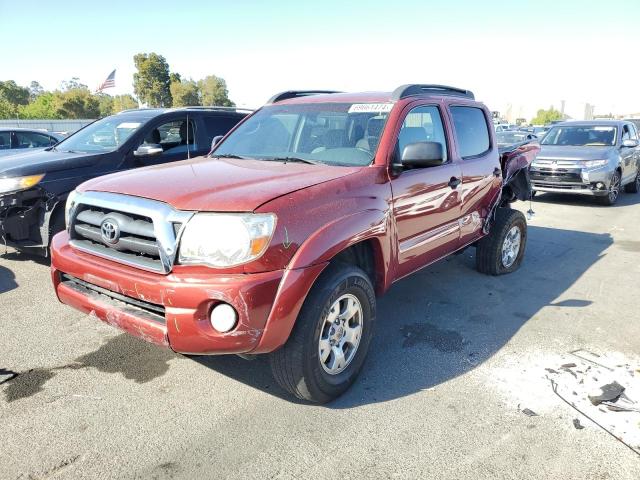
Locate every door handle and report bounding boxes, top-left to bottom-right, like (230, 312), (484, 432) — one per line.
(493, 167), (501, 177)
(448, 176), (461, 189)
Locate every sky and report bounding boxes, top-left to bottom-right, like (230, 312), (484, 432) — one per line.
(1, 0), (638, 121)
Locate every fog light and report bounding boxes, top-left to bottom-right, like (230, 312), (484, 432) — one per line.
(210, 303), (237, 332)
(596, 182), (605, 190)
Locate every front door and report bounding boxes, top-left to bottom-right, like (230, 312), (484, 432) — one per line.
(390, 104), (463, 279)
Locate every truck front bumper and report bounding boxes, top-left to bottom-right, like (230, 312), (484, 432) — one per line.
(530, 166), (613, 196)
(51, 232), (327, 355)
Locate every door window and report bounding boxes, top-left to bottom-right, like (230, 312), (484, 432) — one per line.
(14, 131), (57, 148)
(0, 131), (10, 150)
(140, 118), (197, 156)
(396, 105), (448, 163)
(203, 115), (243, 139)
(622, 125), (632, 141)
(450, 106), (491, 159)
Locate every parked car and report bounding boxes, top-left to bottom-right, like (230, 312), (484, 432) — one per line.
(51, 85), (539, 403)
(0, 128), (62, 158)
(0, 107), (249, 255)
(520, 126), (549, 139)
(530, 120), (640, 205)
(496, 130), (537, 147)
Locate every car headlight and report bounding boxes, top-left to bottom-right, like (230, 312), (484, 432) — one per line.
(0, 174), (45, 195)
(579, 159), (608, 168)
(178, 213), (276, 267)
(65, 190), (78, 228)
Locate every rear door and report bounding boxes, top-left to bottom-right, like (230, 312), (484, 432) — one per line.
(448, 104), (501, 246)
(390, 102), (463, 279)
(620, 123), (636, 183)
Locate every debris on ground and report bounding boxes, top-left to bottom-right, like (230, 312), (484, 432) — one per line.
(573, 418), (585, 429)
(588, 381), (625, 406)
(521, 408), (538, 417)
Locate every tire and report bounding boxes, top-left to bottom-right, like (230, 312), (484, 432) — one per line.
(624, 170), (640, 193)
(269, 263), (376, 403)
(596, 171), (621, 205)
(476, 208), (527, 276)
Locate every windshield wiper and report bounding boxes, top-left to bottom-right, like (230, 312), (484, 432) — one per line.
(266, 156), (323, 165)
(212, 153), (249, 159)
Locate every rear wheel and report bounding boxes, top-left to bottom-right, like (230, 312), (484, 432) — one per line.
(624, 170), (640, 193)
(476, 208), (527, 275)
(596, 171), (621, 205)
(269, 263), (376, 403)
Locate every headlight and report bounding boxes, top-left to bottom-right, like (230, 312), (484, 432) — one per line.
(178, 213), (276, 267)
(0, 174), (45, 194)
(65, 190), (78, 228)
(579, 159), (608, 168)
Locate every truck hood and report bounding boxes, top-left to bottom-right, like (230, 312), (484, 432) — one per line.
(80, 157), (363, 212)
(537, 145), (615, 162)
(0, 148), (100, 178)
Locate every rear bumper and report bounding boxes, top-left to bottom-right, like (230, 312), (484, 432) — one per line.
(51, 231), (326, 355)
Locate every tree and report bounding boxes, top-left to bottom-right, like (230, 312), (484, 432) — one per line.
(18, 92), (60, 119)
(97, 93), (114, 117)
(0, 96), (17, 119)
(112, 94), (138, 113)
(60, 77), (88, 92)
(133, 53), (172, 107)
(0, 80), (30, 106)
(531, 107), (563, 125)
(28, 81), (44, 101)
(170, 78), (200, 107)
(55, 88), (100, 118)
(198, 75), (234, 106)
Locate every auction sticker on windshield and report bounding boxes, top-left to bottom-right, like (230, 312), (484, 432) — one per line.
(348, 103), (393, 114)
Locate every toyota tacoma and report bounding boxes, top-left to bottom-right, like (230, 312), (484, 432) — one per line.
(51, 85), (539, 402)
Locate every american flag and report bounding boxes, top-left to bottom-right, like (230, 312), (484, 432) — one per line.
(97, 69), (116, 92)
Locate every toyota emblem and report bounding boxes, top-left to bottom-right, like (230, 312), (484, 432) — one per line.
(100, 218), (120, 244)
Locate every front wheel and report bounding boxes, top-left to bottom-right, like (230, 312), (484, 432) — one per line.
(269, 263), (376, 403)
(476, 208), (527, 275)
(596, 171), (621, 205)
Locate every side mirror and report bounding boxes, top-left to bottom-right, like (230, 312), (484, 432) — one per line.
(621, 139), (639, 148)
(133, 144), (163, 157)
(211, 135), (224, 150)
(401, 141), (445, 168)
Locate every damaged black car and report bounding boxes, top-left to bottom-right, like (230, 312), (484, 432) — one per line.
(0, 107), (248, 256)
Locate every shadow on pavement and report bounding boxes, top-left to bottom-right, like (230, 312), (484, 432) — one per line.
(194, 225), (613, 407)
(0, 264), (17, 294)
(533, 190), (640, 208)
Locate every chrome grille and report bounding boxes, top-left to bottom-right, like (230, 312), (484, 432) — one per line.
(68, 191), (193, 273)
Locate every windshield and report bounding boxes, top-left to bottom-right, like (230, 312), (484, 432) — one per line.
(54, 116), (148, 153)
(541, 125), (617, 146)
(213, 103), (393, 166)
(496, 131), (530, 145)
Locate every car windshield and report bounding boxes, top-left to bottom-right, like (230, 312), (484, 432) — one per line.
(54, 116), (148, 153)
(496, 131), (529, 145)
(541, 125), (617, 146)
(213, 102), (393, 166)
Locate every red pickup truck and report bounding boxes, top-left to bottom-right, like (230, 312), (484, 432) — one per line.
(51, 85), (539, 403)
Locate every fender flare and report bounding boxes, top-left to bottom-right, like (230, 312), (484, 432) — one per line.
(251, 209), (392, 353)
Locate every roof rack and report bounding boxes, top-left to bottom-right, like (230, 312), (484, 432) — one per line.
(391, 84), (475, 101)
(266, 90), (342, 104)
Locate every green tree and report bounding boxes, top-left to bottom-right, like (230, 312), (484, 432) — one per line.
(198, 75), (234, 106)
(0, 80), (30, 107)
(0, 96), (17, 119)
(531, 107), (563, 125)
(28, 81), (44, 101)
(55, 88), (100, 118)
(170, 78), (200, 107)
(112, 94), (138, 113)
(60, 77), (88, 91)
(97, 93), (114, 117)
(133, 53), (172, 107)
(18, 92), (61, 119)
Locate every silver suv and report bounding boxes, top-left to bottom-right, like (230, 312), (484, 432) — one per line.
(530, 120), (640, 205)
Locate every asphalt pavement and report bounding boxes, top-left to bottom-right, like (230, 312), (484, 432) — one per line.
(1, 192), (639, 479)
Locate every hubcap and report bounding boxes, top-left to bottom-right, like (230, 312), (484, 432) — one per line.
(609, 174), (620, 201)
(501, 226), (521, 268)
(318, 294), (363, 375)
